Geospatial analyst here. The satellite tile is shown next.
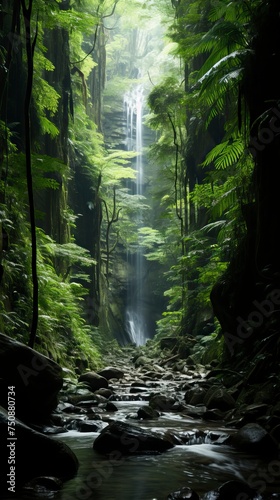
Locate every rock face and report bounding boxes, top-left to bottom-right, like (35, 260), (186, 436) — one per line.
(0, 333), (63, 422)
(0, 406), (79, 495)
(93, 420), (174, 455)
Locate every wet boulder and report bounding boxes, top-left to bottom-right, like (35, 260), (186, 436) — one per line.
(0, 406), (79, 495)
(105, 401), (118, 412)
(134, 355), (153, 368)
(66, 418), (104, 432)
(94, 387), (113, 399)
(0, 333), (63, 422)
(168, 486), (200, 499)
(217, 480), (262, 499)
(93, 420), (174, 455)
(22, 476), (63, 497)
(97, 366), (124, 380)
(137, 405), (160, 420)
(185, 386), (207, 406)
(230, 422), (278, 455)
(149, 393), (176, 412)
(78, 371), (108, 391)
(204, 387), (236, 412)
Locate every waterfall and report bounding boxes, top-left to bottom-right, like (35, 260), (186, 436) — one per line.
(124, 86), (147, 346)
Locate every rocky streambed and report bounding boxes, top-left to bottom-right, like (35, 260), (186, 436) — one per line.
(1, 335), (280, 499)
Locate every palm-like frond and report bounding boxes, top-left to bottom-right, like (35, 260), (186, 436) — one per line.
(202, 137), (244, 170)
(211, 188), (237, 219)
(193, 21), (248, 60)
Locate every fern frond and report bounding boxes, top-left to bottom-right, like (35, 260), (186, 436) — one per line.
(202, 137), (244, 170)
(211, 187), (237, 218)
(40, 116), (59, 138)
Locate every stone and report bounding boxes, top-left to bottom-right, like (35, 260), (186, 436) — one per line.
(204, 387), (236, 411)
(134, 355), (153, 368)
(0, 333), (63, 422)
(149, 394), (176, 412)
(217, 480), (262, 499)
(167, 486), (200, 499)
(185, 386), (207, 406)
(105, 401), (118, 412)
(94, 388), (113, 399)
(230, 423), (278, 455)
(243, 403), (269, 419)
(66, 419), (103, 432)
(22, 476), (63, 495)
(97, 366), (124, 380)
(78, 371), (108, 391)
(0, 406), (78, 495)
(268, 424), (280, 447)
(93, 420), (174, 455)
(137, 405), (160, 419)
(202, 409), (227, 421)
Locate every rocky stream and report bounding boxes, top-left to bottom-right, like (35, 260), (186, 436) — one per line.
(1, 333), (280, 499)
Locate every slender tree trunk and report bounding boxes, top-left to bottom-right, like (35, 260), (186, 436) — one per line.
(20, 0), (38, 348)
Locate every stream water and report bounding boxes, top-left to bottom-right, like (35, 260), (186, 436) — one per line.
(5, 359), (280, 500)
(48, 400), (278, 500)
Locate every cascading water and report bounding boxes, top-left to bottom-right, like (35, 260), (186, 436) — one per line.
(124, 86), (147, 346)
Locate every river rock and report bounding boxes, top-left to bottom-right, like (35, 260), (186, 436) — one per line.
(0, 333), (63, 422)
(230, 422), (278, 455)
(78, 371), (108, 391)
(97, 366), (124, 380)
(66, 418), (104, 432)
(204, 387), (236, 411)
(0, 406), (78, 495)
(185, 386), (207, 405)
(217, 480), (262, 499)
(22, 476), (63, 496)
(270, 423), (280, 447)
(105, 401), (118, 412)
(137, 404), (160, 419)
(149, 393), (176, 411)
(94, 387), (113, 398)
(93, 420), (174, 455)
(134, 355), (153, 367)
(167, 486), (200, 499)
(202, 409), (227, 421)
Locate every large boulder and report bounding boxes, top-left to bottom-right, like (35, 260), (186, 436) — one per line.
(97, 366), (124, 380)
(93, 420), (174, 455)
(0, 406), (79, 496)
(0, 333), (63, 422)
(230, 423), (278, 455)
(78, 371), (108, 391)
(204, 386), (236, 412)
(217, 480), (262, 499)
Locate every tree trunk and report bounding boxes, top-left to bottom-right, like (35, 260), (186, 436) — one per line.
(20, 0), (39, 348)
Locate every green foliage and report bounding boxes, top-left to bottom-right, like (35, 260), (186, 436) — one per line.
(201, 136), (244, 170)
(193, 332), (224, 365)
(1, 0), (264, 370)
(0, 204), (101, 368)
